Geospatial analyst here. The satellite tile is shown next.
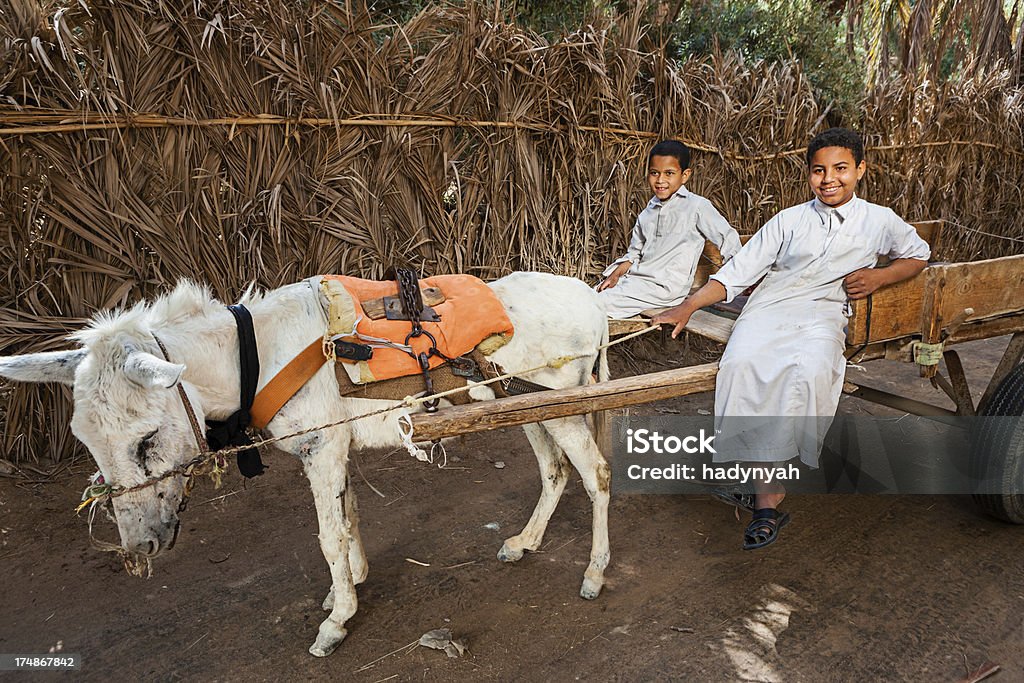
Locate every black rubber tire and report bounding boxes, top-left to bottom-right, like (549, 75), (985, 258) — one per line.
(970, 362), (1024, 523)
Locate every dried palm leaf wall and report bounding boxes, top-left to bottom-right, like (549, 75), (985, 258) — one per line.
(1, 0), (1021, 465)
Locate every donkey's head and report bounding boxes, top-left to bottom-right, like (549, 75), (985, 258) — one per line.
(0, 297), (211, 558)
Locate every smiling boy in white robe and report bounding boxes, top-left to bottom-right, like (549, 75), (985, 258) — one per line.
(597, 140), (741, 318)
(654, 128), (930, 549)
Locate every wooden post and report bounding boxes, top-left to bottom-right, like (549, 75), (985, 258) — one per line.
(408, 362), (720, 442)
(919, 264), (946, 378)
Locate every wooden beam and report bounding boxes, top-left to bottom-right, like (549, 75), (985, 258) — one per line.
(607, 317), (654, 337)
(408, 362), (720, 442)
(846, 271), (927, 345)
(911, 220), (944, 252)
(919, 264), (946, 378)
(946, 314), (1024, 344)
(684, 309), (735, 344)
(935, 254), (1024, 323)
(608, 308), (735, 342)
(936, 349), (976, 415)
(841, 381), (957, 418)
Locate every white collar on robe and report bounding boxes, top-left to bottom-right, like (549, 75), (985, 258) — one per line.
(647, 184), (690, 209)
(811, 194), (859, 225)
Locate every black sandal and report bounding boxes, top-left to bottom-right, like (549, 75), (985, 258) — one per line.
(742, 508), (790, 550)
(710, 488), (756, 514)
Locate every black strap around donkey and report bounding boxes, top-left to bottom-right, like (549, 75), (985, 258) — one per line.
(205, 304), (266, 478)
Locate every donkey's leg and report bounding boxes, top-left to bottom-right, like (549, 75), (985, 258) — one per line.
(541, 415), (611, 600)
(303, 436), (359, 657)
(321, 474), (367, 612)
(498, 423), (570, 563)
(344, 473), (368, 585)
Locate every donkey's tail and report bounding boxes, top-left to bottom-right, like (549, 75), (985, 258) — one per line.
(597, 318), (610, 384)
(589, 319), (611, 454)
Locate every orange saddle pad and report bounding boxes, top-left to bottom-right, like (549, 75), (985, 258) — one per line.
(317, 274), (514, 384)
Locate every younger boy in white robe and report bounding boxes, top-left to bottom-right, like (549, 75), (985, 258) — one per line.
(654, 128), (930, 549)
(597, 140), (741, 318)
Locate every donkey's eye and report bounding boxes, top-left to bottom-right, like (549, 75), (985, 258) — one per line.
(136, 429), (158, 463)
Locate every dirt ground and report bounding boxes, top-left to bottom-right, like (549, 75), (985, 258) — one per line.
(1, 335), (1022, 682)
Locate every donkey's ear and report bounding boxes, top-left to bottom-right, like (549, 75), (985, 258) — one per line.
(0, 349), (87, 386)
(124, 350), (185, 389)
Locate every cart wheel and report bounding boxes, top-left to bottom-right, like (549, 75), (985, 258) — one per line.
(971, 362), (1024, 523)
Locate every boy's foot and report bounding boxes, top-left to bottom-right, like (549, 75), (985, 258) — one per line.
(742, 508), (790, 550)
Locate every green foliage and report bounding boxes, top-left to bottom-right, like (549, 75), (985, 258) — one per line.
(367, 0), (599, 34)
(367, 0), (430, 24)
(671, 0), (863, 120)
(514, 0), (604, 35)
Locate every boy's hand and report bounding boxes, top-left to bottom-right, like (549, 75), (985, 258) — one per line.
(597, 261), (631, 291)
(843, 267), (888, 299)
(844, 259), (928, 299)
(652, 303), (693, 339)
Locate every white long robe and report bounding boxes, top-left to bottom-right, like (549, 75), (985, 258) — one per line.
(710, 196), (931, 466)
(598, 186), (741, 318)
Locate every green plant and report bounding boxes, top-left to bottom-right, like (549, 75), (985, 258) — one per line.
(672, 0), (863, 120)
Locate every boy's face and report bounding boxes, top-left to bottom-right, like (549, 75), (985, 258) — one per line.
(808, 146), (865, 208)
(648, 155), (691, 201)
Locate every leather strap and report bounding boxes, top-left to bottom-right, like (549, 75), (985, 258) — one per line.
(205, 305), (265, 477)
(152, 335), (209, 452)
(230, 305), (260, 418)
(250, 339), (329, 429)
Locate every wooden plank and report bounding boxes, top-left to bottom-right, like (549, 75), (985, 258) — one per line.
(934, 254), (1024, 323)
(607, 308), (735, 343)
(685, 309), (735, 344)
(694, 235), (753, 288)
(408, 362), (720, 442)
(849, 313), (1024, 364)
(918, 264), (946, 378)
(846, 270), (927, 345)
(607, 317), (657, 337)
(607, 307), (668, 338)
(911, 220), (944, 251)
(938, 349), (976, 415)
(946, 313), (1024, 344)
(841, 381), (957, 417)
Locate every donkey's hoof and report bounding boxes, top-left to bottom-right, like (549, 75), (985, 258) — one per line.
(580, 578), (603, 600)
(497, 543), (525, 563)
(309, 625), (347, 657)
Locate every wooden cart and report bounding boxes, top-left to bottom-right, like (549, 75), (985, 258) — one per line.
(411, 222), (1024, 521)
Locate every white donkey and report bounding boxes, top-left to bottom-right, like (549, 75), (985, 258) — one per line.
(0, 272), (610, 657)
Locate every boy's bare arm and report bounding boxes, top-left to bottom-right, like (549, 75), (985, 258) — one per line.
(651, 279), (728, 339)
(597, 260), (632, 291)
(844, 258), (928, 300)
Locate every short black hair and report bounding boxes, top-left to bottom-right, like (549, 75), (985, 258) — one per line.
(649, 139), (691, 170)
(807, 128), (864, 166)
